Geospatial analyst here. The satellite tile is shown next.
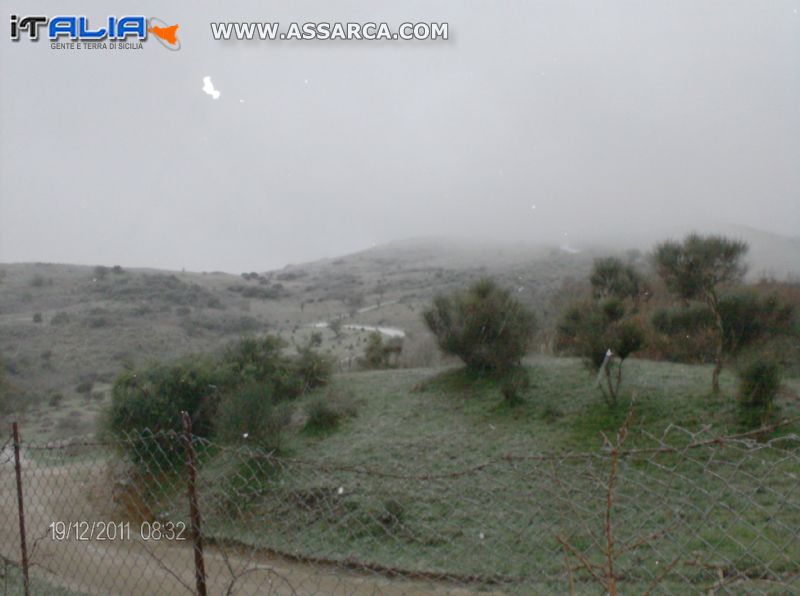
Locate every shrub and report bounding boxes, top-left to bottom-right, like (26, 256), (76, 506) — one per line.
(215, 382), (291, 452)
(590, 257), (644, 302)
(737, 358), (781, 430)
(227, 285), (284, 300)
(106, 334), (332, 462)
(180, 315), (263, 336)
(500, 366), (530, 406)
(50, 311), (71, 326)
(303, 396), (342, 434)
(107, 356), (221, 439)
(32, 312), (43, 324)
(221, 336), (298, 397)
(360, 332), (402, 369)
(651, 291), (795, 365)
(309, 331), (323, 347)
(75, 380), (94, 394)
(424, 278), (537, 374)
(303, 390), (358, 434)
(86, 315), (111, 329)
(293, 346), (333, 393)
(328, 319), (343, 338)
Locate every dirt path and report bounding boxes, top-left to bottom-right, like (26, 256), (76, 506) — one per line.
(0, 450), (486, 595)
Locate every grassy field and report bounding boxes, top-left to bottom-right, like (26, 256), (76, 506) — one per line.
(174, 357), (800, 593)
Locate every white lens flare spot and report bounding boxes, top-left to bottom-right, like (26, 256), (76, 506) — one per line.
(202, 76), (221, 100)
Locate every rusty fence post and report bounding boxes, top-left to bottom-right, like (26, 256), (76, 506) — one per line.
(182, 411), (207, 596)
(12, 422), (30, 596)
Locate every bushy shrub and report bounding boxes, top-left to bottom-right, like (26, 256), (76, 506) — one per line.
(32, 312), (43, 323)
(590, 257), (644, 302)
(360, 332), (403, 369)
(500, 366), (530, 406)
(105, 356), (222, 468)
(650, 290), (797, 371)
(737, 358), (781, 430)
(215, 382), (291, 452)
(107, 356), (222, 439)
(106, 334), (333, 457)
(227, 284), (284, 300)
(303, 390), (358, 434)
(424, 278), (537, 374)
(557, 302), (609, 370)
(293, 346), (334, 393)
(221, 335), (305, 399)
(303, 396), (342, 434)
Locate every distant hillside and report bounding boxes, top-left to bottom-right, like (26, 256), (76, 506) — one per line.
(1, 227), (796, 440)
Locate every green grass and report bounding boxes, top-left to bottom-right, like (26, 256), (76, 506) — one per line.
(187, 357), (800, 594)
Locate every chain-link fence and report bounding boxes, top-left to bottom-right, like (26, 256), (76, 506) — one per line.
(2, 414), (799, 595)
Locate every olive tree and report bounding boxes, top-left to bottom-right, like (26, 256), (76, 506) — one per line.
(556, 257), (647, 405)
(653, 234), (748, 394)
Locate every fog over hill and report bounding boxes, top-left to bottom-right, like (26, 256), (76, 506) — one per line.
(2, 2), (798, 272)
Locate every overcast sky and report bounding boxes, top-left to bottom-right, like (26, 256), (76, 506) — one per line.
(1, 1), (798, 272)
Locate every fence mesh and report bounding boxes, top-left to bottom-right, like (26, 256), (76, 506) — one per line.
(2, 418), (799, 595)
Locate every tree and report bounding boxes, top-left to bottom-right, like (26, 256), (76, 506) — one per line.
(654, 234), (748, 394)
(590, 257), (644, 303)
(423, 278), (537, 374)
(651, 289), (795, 365)
(556, 258), (647, 405)
(556, 300), (644, 405)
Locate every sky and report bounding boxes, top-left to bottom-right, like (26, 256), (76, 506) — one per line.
(1, 1), (798, 272)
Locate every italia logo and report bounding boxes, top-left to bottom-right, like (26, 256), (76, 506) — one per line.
(10, 15), (180, 50)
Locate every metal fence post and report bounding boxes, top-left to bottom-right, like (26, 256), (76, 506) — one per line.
(182, 411), (207, 596)
(12, 422), (30, 596)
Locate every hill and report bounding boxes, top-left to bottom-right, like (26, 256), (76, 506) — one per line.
(1, 227), (798, 440)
